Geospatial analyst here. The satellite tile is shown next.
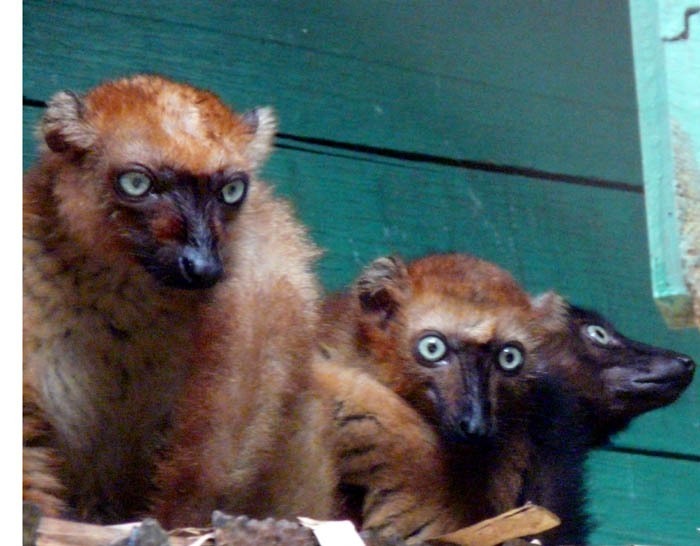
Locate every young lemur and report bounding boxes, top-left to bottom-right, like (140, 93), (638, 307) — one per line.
(23, 75), (337, 525)
(319, 253), (694, 544)
(318, 253), (575, 542)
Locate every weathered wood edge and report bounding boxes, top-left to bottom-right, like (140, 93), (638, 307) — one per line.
(629, 0), (697, 329)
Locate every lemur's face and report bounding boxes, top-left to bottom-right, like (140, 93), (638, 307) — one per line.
(105, 165), (248, 289)
(353, 253), (565, 443)
(403, 299), (539, 443)
(567, 306), (695, 418)
(43, 75), (276, 289)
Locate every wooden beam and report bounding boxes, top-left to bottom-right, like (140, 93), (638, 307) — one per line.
(630, 0), (700, 328)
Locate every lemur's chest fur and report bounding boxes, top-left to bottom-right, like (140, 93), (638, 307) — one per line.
(24, 236), (203, 511)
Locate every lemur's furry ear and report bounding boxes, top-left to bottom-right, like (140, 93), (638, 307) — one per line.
(241, 106), (277, 169)
(41, 91), (97, 155)
(354, 256), (410, 325)
(531, 291), (569, 331)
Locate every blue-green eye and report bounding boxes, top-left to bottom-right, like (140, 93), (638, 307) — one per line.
(117, 171), (152, 198)
(585, 324), (612, 345)
(416, 333), (448, 364)
(220, 178), (247, 205)
(497, 344), (524, 371)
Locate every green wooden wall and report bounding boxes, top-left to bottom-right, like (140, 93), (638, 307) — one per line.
(23, 1), (700, 544)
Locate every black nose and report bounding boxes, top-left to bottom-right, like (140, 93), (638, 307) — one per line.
(458, 414), (488, 437)
(178, 246), (223, 288)
(676, 354), (695, 372)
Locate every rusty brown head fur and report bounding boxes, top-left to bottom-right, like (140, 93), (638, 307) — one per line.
(351, 253), (567, 443)
(34, 74), (276, 289)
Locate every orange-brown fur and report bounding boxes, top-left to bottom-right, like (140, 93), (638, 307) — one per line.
(23, 380), (65, 517)
(23, 74), (336, 524)
(313, 353), (460, 541)
(318, 254), (569, 541)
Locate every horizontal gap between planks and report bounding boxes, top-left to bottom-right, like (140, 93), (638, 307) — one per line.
(24, 97), (46, 108)
(277, 134), (643, 194)
(24, 97), (642, 193)
(601, 444), (700, 463)
(275, 142), (435, 169)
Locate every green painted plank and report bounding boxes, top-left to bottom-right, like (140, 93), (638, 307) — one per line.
(661, 0), (700, 331)
(25, 104), (698, 455)
(23, 0), (642, 184)
(587, 449), (700, 545)
(48, 0), (638, 111)
(22, 107), (41, 170)
(630, 0), (700, 328)
(264, 144), (700, 459)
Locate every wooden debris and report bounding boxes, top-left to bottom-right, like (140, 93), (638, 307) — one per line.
(213, 511), (314, 546)
(26, 503), (559, 546)
(298, 517), (366, 546)
(24, 502), (42, 546)
(426, 503), (560, 546)
(113, 519), (170, 546)
(33, 517), (137, 546)
(29, 515), (205, 546)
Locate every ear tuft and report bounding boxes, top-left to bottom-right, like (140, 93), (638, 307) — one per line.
(355, 256), (409, 318)
(41, 91), (96, 154)
(531, 291), (568, 331)
(242, 106), (277, 169)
